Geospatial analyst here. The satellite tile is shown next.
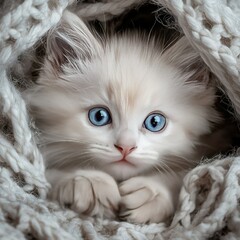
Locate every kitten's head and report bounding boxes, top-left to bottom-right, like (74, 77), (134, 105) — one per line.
(25, 11), (220, 181)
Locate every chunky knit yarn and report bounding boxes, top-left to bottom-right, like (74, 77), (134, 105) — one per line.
(1, 0), (240, 239)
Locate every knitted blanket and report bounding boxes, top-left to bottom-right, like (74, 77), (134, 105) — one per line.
(1, 0), (240, 239)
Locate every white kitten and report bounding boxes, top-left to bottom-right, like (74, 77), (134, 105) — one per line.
(25, 10), (222, 223)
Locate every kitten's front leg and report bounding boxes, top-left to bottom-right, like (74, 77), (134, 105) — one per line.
(119, 173), (183, 223)
(46, 169), (121, 219)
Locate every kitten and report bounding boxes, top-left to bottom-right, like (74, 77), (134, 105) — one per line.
(25, 10), (222, 223)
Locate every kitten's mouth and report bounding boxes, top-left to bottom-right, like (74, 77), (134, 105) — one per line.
(114, 158), (135, 166)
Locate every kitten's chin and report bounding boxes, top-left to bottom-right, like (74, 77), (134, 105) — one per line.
(102, 162), (145, 181)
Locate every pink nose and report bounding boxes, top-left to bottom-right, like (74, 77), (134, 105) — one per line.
(114, 144), (137, 156)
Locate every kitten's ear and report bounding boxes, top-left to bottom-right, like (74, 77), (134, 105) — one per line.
(164, 37), (210, 84)
(45, 10), (101, 74)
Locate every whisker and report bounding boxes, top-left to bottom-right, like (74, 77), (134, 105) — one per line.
(155, 162), (177, 177)
(50, 155), (96, 169)
(90, 145), (113, 153)
(134, 152), (158, 159)
(153, 165), (162, 174)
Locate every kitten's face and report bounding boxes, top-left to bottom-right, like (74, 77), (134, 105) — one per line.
(26, 11), (219, 181)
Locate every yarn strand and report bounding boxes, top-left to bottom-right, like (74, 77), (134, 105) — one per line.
(1, 0), (240, 239)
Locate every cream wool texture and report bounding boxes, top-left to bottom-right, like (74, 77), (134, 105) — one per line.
(0, 0), (240, 239)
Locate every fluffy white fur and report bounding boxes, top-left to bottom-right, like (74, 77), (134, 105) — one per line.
(25, 10), (222, 223)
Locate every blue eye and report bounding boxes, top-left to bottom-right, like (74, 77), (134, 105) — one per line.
(88, 107), (111, 126)
(144, 113), (166, 132)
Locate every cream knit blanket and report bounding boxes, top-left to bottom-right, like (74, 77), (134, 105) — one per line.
(1, 0), (240, 239)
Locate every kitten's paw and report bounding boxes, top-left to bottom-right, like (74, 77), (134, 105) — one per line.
(51, 171), (121, 219)
(119, 177), (174, 223)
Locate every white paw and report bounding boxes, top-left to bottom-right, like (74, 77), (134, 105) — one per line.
(50, 170), (121, 219)
(119, 176), (174, 223)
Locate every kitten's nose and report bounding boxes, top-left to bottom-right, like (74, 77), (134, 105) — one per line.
(114, 144), (137, 156)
